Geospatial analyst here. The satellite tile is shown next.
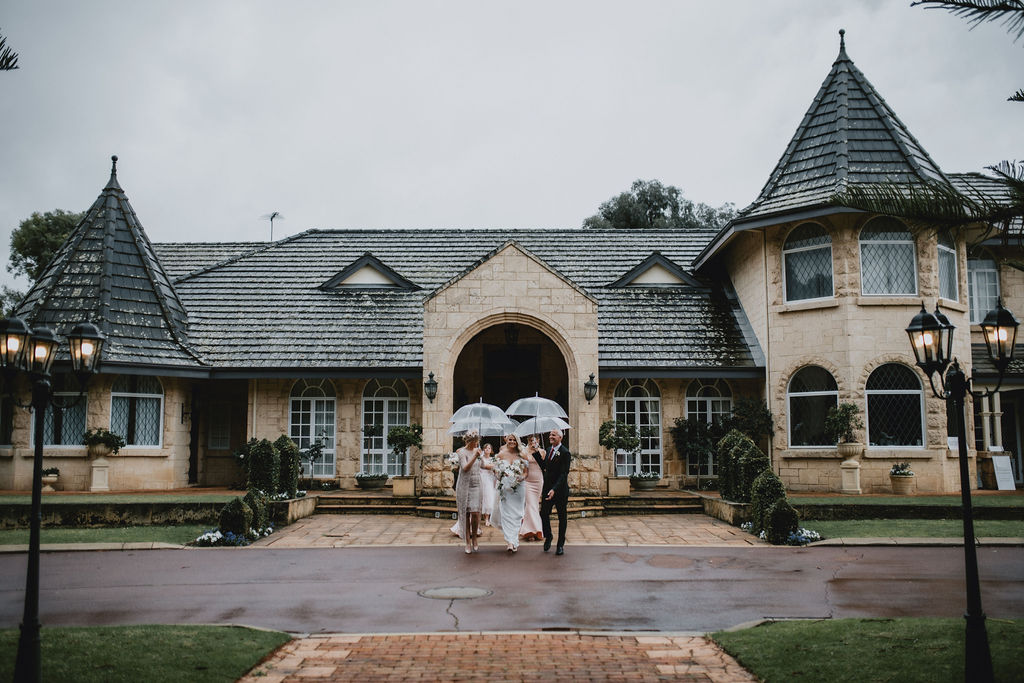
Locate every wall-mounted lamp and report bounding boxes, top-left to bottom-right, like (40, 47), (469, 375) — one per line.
(583, 373), (598, 403)
(424, 372), (438, 403)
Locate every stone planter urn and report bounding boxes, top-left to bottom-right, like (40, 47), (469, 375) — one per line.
(890, 474), (915, 495)
(836, 442), (863, 459)
(41, 474), (59, 492)
(356, 477), (388, 490)
(630, 477), (659, 492)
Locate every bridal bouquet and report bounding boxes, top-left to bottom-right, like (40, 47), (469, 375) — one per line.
(493, 458), (525, 493)
(444, 452), (460, 468)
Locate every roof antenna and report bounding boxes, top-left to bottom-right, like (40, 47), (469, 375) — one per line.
(261, 211), (284, 241)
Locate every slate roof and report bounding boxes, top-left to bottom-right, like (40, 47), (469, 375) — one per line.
(737, 30), (947, 225)
(15, 158), (204, 370)
(154, 228), (760, 374)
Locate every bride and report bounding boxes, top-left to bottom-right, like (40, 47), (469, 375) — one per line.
(493, 432), (530, 552)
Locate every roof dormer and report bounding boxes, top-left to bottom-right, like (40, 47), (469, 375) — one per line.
(609, 252), (700, 288)
(320, 253), (418, 290)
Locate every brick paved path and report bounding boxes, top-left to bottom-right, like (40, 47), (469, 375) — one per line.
(242, 632), (757, 682)
(251, 513), (762, 548)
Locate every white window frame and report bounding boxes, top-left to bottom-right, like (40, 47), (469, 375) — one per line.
(786, 366), (838, 448)
(859, 219), (918, 296)
(865, 364), (926, 450)
(110, 376), (164, 448)
(289, 379), (336, 478)
(968, 256), (1000, 324)
(782, 223), (834, 303)
(685, 378), (732, 475)
(614, 378), (662, 477)
(937, 231), (959, 302)
(361, 379), (411, 477)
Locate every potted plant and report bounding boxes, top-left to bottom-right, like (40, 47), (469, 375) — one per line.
(82, 428), (126, 457)
(889, 462), (915, 495)
(824, 402), (864, 459)
(599, 420), (641, 495)
(41, 467), (59, 492)
(630, 469), (660, 491)
(355, 471), (389, 490)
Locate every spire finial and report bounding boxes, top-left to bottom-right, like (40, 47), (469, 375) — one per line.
(111, 155), (118, 175)
(839, 28), (846, 51)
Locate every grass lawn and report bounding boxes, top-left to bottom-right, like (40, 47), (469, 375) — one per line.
(0, 493), (237, 505)
(794, 494), (1023, 507)
(804, 518), (1024, 539)
(0, 625), (289, 682)
(712, 617), (1023, 683)
(0, 524), (212, 545)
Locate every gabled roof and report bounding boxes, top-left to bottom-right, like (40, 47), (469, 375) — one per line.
(16, 157), (203, 369)
(738, 30), (947, 225)
(609, 252), (701, 288)
(320, 252), (419, 290)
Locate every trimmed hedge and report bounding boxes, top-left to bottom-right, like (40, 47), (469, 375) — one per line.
(274, 435), (301, 499)
(247, 439), (279, 495)
(243, 490), (269, 533)
(766, 498), (800, 545)
(218, 497), (252, 536)
(716, 430), (747, 501)
(750, 469), (787, 535)
(715, 430), (769, 503)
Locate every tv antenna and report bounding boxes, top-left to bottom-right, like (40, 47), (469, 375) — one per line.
(261, 211), (284, 241)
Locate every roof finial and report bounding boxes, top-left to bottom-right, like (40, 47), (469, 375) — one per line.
(839, 28), (846, 51)
(111, 155), (118, 176)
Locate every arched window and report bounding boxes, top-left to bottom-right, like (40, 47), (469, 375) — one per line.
(937, 230), (958, 302)
(783, 223), (833, 302)
(968, 254), (999, 324)
(290, 379), (336, 478)
(42, 375), (87, 446)
(362, 379), (410, 476)
(613, 379), (662, 476)
(111, 375), (163, 446)
(866, 364), (924, 448)
(685, 379), (732, 475)
(859, 218), (917, 295)
(786, 366), (838, 447)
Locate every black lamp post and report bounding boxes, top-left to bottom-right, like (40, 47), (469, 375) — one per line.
(424, 372), (438, 403)
(1, 317), (105, 683)
(905, 300), (1018, 683)
(583, 373), (598, 403)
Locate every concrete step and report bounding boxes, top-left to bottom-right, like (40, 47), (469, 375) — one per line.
(603, 504), (704, 516)
(317, 504), (418, 515)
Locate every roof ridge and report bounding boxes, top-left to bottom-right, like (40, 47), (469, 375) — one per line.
(172, 228), (317, 283)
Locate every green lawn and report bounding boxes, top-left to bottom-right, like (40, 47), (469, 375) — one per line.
(713, 618), (1023, 682)
(0, 625), (290, 682)
(804, 518), (1023, 539)
(794, 494), (1023, 507)
(0, 493), (237, 504)
(0, 524), (212, 545)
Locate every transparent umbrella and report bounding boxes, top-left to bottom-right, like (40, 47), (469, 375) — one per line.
(512, 415), (571, 438)
(451, 401), (510, 423)
(505, 394), (568, 419)
(448, 416), (519, 437)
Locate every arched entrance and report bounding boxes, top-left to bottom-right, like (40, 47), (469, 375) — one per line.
(453, 323), (568, 432)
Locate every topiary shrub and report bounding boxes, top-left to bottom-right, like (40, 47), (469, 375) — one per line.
(247, 438), (279, 494)
(243, 489), (269, 534)
(750, 469), (787, 535)
(218, 497), (252, 537)
(765, 498), (800, 545)
(737, 447), (770, 504)
(274, 435), (301, 499)
(716, 430), (750, 502)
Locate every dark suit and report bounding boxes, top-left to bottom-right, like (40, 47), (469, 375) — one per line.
(536, 443), (570, 548)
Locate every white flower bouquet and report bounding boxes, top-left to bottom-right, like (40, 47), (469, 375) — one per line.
(445, 452), (460, 468)
(493, 458), (525, 493)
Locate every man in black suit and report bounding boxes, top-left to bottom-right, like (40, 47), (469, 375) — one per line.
(538, 428), (571, 555)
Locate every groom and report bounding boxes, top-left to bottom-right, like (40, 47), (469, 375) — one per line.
(539, 428), (571, 555)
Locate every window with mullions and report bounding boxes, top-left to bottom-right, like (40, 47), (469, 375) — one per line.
(866, 364), (924, 447)
(614, 378), (662, 476)
(361, 379), (410, 476)
(968, 255), (999, 324)
(937, 231), (958, 302)
(783, 223), (833, 302)
(110, 375), (163, 446)
(290, 379), (336, 478)
(43, 375), (87, 446)
(859, 218), (917, 295)
(685, 379), (732, 475)
(787, 366), (838, 447)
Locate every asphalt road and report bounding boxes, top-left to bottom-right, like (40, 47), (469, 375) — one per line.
(0, 546), (1021, 633)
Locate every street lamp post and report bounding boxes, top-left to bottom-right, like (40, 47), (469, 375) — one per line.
(905, 300), (1018, 683)
(0, 318), (105, 683)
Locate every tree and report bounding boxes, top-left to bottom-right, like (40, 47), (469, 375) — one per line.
(583, 179), (735, 230)
(8, 210), (83, 282)
(0, 29), (19, 71)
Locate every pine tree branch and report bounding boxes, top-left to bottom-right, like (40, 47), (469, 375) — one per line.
(0, 30), (20, 71)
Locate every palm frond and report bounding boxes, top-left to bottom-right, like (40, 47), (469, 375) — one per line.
(833, 181), (989, 229)
(0, 30), (19, 71)
(911, 0), (1024, 41)
(1010, 88), (1024, 101)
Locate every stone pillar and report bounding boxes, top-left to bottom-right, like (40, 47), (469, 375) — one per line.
(90, 456), (111, 492)
(992, 392), (1003, 450)
(839, 458), (861, 495)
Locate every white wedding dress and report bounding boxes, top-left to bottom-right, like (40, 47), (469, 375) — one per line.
(498, 480), (526, 549)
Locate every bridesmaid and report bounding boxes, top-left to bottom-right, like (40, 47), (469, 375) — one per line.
(454, 430), (484, 554)
(478, 443), (497, 528)
(495, 432), (529, 553)
(519, 435), (544, 542)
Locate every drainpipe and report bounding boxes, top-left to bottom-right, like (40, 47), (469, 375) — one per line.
(763, 228), (773, 469)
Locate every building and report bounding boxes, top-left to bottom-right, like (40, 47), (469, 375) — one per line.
(3, 33), (1020, 494)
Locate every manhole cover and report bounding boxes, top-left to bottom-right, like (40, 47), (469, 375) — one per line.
(418, 586), (492, 600)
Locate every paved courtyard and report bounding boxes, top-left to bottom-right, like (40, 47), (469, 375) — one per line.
(251, 513), (764, 549)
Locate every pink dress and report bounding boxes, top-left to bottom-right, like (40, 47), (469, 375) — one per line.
(520, 455), (543, 537)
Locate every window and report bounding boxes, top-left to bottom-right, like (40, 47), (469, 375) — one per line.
(783, 223), (833, 302)
(937, 231), (958, 301)
(361, 379), (410, 476)
(968, 255), (999, 324)
(685, 379), (731, 476)
(111, 375), (163, 446)
(787, 366), (838, 447)
(866, 364), (924, 447)
(859, 218), (917, 295)
(614, 379), (662, 476)
(207, 402), (231, 450)
(43, 375), (87, 446)
(290, 379), (336, 478)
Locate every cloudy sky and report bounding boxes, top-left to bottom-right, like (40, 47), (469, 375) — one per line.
(1, 1), (1019, 293)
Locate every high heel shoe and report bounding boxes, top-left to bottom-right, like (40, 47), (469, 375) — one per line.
(465, 546), (472, 554)
(472, 541), (479, 552)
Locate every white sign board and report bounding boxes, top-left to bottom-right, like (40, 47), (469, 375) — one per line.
(991, 455), (1016, 491)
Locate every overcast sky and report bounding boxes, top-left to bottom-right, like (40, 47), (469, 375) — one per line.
(1, 1), (1019, 293)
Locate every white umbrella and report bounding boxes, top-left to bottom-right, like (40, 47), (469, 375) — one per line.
(505, 394), (568, 419)
(448, 416), (519, 437)
(512, 415), (571, 438)
(451, 401), (509, 423)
